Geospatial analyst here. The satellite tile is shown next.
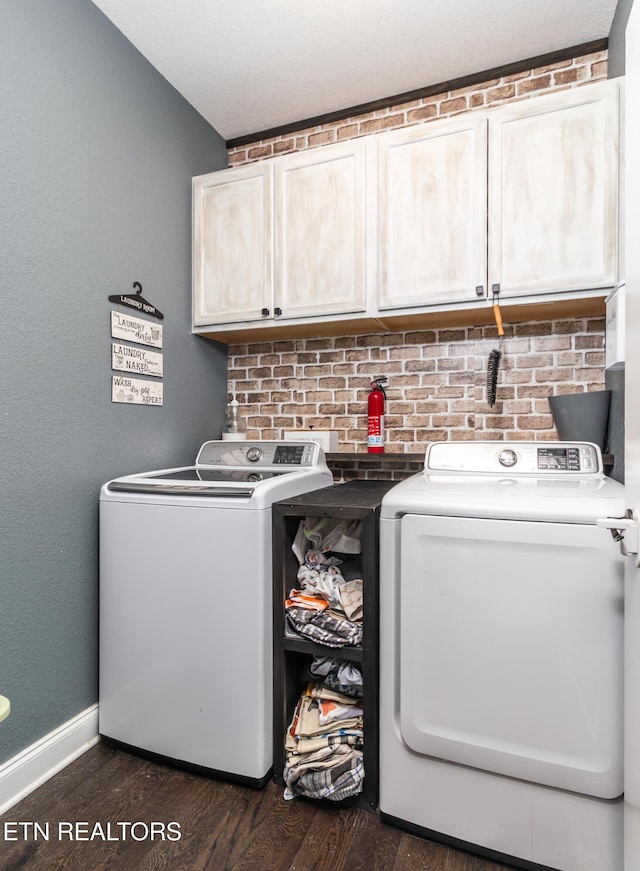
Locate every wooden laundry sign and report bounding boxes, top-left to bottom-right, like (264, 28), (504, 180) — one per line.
(112, 343), (163, 377)
(112, 376), (163, 406)
(109, 283), (164, 406)
(111, 311), (163, 348)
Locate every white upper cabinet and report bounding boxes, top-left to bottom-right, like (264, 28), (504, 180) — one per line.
(377, 114), (488, 309)
(377, 80), (619, 312)
(488, 80), (619, 299)
(274, 139), (368, 319)
(192, 80), (620, 338)
(192, 162), (273, 326)
(193, 139), (368, 331)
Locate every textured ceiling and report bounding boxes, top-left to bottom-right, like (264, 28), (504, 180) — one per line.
(90, 0), (618, 142)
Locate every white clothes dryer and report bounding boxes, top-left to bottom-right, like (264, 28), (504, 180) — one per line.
(99, 440), (332, 786)
(379, 441), (625, 871)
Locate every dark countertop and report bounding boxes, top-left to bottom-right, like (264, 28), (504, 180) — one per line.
(275, 479), (397, 511)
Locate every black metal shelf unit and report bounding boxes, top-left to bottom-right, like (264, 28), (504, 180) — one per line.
(272, 479), (395, 810)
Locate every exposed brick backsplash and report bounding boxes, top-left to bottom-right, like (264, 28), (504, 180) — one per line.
(227, 316), (605, 453)
(225, 50), (609, 453)
(325, 453), (425, 483)
(228, 51), (607, 166)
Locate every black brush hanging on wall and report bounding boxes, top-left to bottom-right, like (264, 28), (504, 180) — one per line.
(486, 285), (504, 407)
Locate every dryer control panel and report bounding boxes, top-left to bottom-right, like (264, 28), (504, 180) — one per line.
(426, 441), (602, 476)
(536, 446), (595, 471)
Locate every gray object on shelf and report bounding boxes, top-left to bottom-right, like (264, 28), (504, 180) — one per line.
(548, 390), (611, 450)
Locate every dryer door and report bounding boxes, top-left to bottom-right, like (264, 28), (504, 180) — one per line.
(399, 513), (624, 798)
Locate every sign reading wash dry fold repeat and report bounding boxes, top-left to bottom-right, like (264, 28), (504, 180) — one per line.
(112, 375), (163, 406)
(110, 311), (163, 406)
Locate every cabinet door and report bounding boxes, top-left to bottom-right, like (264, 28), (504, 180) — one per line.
(274, 140), (368, 319)
(488, 80), (619, 298)
(377, 115), (488, 310)
(192, 163), (273, 326)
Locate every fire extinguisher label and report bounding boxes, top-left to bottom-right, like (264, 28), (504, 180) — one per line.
(367, 415), (385, 447)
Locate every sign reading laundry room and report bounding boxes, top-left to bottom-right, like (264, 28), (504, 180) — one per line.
(112, 376), (163, 406)
(108, 281), (164, 320)
(111, 343), (163, 377)
(111, 311), (163, 348)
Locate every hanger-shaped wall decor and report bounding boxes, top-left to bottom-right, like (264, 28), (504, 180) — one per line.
(108, 282), (164, 320)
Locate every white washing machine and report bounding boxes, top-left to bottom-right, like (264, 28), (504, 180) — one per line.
(379, 441), (625, 871)
(99, 440), (332, 786)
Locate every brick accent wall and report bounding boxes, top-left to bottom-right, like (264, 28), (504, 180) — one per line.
(225, 50), (608, 454)
(227, 316), (605, 452)
(325, 453), (425, 483)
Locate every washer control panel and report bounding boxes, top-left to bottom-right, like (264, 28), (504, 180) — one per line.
(196, 440), (320, 468)
(498, 449), (518, 468)
(427, 441), (602, 475)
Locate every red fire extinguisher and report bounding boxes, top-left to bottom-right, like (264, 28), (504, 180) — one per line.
(367, 377), (388, 453)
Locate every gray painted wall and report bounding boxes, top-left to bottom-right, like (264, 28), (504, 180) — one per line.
(0, 0), (228, 764)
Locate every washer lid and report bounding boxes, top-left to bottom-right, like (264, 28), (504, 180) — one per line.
(105, 440), (329, 498)
(106, 467), (285, 497)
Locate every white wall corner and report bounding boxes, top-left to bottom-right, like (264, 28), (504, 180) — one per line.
(0, 704), (99, 816)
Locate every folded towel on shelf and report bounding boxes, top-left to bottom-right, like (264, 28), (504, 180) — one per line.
(283, 743), (364, 802)
(283, 682), (365, 801)
(285, 607), (363, 648)
(306, 657), (364, 699)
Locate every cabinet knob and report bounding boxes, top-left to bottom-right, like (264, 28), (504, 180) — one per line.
(261, 308), (270, 317)
(274, 307), (282, 317)
(475, 285), (485, 297)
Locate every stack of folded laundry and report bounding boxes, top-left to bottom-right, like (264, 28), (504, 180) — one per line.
(285, 518), (364, 648)
(283, 668), (364, 801)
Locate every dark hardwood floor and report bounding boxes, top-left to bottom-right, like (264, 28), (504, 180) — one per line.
(0, 743), (515, 871)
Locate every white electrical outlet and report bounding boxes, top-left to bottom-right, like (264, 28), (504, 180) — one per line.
(283, 430), (338, 452)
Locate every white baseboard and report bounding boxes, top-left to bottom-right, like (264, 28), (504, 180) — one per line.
(0, 704), (99, 816)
